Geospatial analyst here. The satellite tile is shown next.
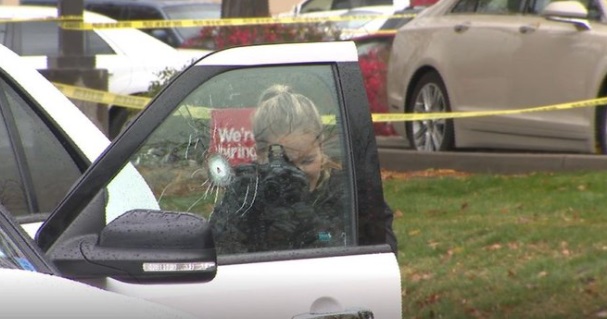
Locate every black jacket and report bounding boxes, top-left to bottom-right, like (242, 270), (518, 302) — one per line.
(210, 163), (398, 255)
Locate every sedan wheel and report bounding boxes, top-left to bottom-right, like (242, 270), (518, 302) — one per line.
(596, 104), (607, 154)
(406, 72), (454, 151)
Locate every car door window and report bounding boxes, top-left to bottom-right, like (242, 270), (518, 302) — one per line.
(452, 0), (479, 12)
(0, 77), (81, 218)
(13, 21), (114, 56)
(530, 0), (602, 19)
(452, 0), (524, 13)
(116, 65), (354, 256)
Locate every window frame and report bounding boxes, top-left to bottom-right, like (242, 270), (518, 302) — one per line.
(0, 70), (89, 221)
(38, 61), (389, 262)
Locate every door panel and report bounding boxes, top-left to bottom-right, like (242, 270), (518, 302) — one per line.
(509, 17), (607, 140)
(437, 13), (522, 113)
(86, 251), (401, 318)
(40, 42), (401, 318)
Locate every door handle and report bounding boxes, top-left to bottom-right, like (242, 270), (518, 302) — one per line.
(519, 24), (537, 34)
(292, 308), (374, 319)
(454, 23), (470, 33)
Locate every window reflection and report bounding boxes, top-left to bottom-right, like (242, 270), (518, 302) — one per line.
(128, 65), (354, 255)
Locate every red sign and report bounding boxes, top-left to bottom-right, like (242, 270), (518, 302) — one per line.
(209, 108), (257, 165)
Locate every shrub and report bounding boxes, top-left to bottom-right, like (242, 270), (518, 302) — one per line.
(180, 23), (341, 50)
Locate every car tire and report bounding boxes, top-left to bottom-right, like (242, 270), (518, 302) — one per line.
(596, 103), (607, 154)
(406, 71), (454, 151)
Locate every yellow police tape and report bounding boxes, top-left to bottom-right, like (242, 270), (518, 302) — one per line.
(53, 82), (607, 123)
(52, 83), (150, 110)
(55, 13), (416, 30)
(52, 82), (336, 124)
(372, 97), (607, 122)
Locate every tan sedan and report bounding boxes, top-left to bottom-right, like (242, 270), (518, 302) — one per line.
(386, 0), (607, 153)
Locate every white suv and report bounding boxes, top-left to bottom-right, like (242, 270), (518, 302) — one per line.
(0, 5), (210, 138)
(0, 35), (401, 318)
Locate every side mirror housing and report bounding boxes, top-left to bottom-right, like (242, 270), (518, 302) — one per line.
(541, 1), (590, 30)
(51, 210), (217, 283)
(541, 0), (588, 18)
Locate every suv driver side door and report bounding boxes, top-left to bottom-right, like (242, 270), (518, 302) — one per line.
(36, 41), (401, 319)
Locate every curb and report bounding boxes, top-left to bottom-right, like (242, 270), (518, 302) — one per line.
(375, 136), (607, 174)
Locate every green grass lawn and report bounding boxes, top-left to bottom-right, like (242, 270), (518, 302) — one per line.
(383, 169), (607, 319)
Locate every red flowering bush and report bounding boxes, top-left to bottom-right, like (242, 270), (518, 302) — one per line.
(357, 43), (397, 136)
(181, 23), (341, 50)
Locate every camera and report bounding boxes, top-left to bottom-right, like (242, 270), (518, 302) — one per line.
(257, 144), (309, 206)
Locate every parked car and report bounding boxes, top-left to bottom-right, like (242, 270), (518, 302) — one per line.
(336, 4), (409, 39)
(0, 206), (198, 318)
(281, 0), (406, 16)
(0, 5), (209, 138)
(0, 39), (402, 318)
(387, 0), (607, 153)
(21, 0), (221, 49)
(0, 38), (112, 234)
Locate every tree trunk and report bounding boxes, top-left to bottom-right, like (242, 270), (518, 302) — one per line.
(221, 0), (270, 18)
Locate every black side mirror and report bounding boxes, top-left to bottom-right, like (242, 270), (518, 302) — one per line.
(52, 210), (217, 283)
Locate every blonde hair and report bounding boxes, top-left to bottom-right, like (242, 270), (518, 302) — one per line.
(252, 84), (323, 159)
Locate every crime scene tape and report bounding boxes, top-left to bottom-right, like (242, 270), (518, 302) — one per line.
(52, 83), (150, 110)
(57, 13), (416, 30)
(54, 83), (607, 124)
(52, 82), (337, 124)
(371, 97), (607, 122)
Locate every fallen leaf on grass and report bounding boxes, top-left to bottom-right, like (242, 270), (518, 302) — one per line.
(583, 282), (599, 296)
(394, 209), (404, 218)
(507, 242), (519, 250)
(416, 293), (441, 309)
(381, 169), (471, 181)
(538, 271), (548, 278)
(410, 272), (433, 282)
(428, 241), (440, 249)
(594, 309), (607, 318)
(485, 243), (502, 251)
(465, 307), (487, 319)
(408, 229), (420, 236)
(561, 241), (571, 257)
